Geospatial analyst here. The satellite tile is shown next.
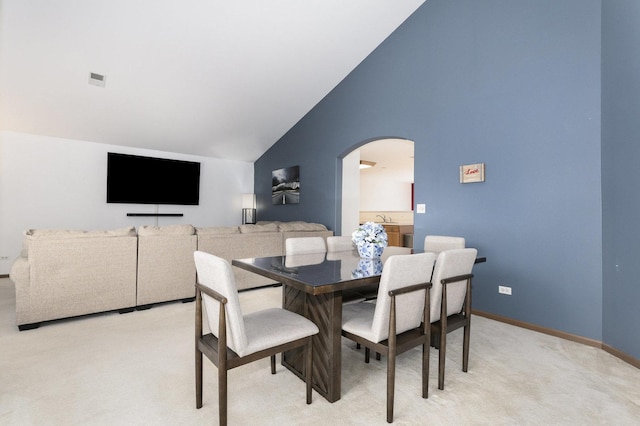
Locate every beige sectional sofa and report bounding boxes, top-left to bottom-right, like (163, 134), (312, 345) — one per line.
(10, 227), (139, 330)
(9, 221), (332, 330)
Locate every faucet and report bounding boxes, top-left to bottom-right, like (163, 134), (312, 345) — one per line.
(376, 214), (387, 223)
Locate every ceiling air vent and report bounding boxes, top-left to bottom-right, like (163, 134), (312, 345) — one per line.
(88, 72), (106, 87)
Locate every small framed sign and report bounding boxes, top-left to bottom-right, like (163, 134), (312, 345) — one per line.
(460, 163), (485, 183)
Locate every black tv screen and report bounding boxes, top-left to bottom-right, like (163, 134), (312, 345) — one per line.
(107, 153), (201, 205)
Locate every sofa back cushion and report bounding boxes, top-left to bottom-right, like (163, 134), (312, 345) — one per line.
(22, 227), (136, 257)
(195, 226), (240, 235)
(239, 223), (279, 233)
(277, 221), (328, 232)
(26, 226), (136, 238)
(137, 224), (195, 236)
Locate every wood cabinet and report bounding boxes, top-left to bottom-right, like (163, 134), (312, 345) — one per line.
(382, 224), (413, 247)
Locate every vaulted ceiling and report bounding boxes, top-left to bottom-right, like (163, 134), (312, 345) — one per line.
(0, 0), (425, 162)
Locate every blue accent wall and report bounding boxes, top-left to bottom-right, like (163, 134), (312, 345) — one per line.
(602, 0), (640, 359)
(256, 0), (640, 360)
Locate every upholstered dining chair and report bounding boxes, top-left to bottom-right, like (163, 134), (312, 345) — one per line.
(352, 246), (415, 308)
(380, 246), (412, 262)
(285, 236), (327, 255)
(193, 251), (319, 426)
(284, 251), (326, 267)
(342, 252), (436, 423)
(326, 235), (355, 252)
(423, 235), (465, 254)
(428, 247), (477, 390)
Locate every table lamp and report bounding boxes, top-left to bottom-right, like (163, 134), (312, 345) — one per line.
(242, 193), (256, 224)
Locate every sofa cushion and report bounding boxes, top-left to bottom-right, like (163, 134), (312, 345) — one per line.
(26, 229), (84, 238)
(239, 223), (279, 233)
(138, 224), (195, 236)
(278, 221), (328, 232)
(91, 227), (137, 237)
(22, 227), (137, 258)
(195, 226), (240, 235)
(26, 226), (136, 239)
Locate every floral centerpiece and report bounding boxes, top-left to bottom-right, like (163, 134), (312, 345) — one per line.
(352, 221), (388, 259)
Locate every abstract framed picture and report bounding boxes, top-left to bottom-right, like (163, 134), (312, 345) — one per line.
(272, 165), (300, 204)
(460, 163), (485, 183)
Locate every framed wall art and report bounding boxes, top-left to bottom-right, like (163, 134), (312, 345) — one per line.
(272, 165), (300, 204)
(460, 163), (485, 183)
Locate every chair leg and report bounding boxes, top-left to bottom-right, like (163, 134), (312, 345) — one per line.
(387, 348), (396, 423)
(422, 342), (429, 399)
(271, 354), (276, 374)
(365, 347), (370, 363)
(438, 327), (446, 390)
(195, 289), (204, 410)
(376, 352), (381, 361)
(219, 367), (227, 426)
(196, 348), (203, 409)
(306, 337), (313, 404)
(462, 321), (470, 373)
(462, 278), (472, 373)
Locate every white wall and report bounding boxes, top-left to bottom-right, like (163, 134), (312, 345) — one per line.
(341, 149), (360, 235)
(0, 131), (254, 274)
(360, 166), (413, 211)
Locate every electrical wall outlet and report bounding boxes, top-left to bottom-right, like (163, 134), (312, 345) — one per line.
(0, 256), (9, 260)
(498, 285), (512, 295)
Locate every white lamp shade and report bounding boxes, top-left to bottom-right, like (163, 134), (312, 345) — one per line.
(242, 193), (256, 209)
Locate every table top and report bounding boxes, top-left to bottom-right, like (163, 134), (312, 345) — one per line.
(232, 248), (486, 296)
(232, 250), (382, 295)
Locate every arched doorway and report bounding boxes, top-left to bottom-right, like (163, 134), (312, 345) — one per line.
(340, 138), (415, 237)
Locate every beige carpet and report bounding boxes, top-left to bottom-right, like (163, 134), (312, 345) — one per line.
(0, 277), (638, 425)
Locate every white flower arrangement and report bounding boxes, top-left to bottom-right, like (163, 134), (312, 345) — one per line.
(352, 221), (389, 248)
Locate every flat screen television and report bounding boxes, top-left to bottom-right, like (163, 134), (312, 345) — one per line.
(107, 152), (201, 205)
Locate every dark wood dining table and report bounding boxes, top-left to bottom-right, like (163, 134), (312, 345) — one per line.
(232, 249), (486, 403)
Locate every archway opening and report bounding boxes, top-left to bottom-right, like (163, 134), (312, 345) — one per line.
(339, 138), (415, 244)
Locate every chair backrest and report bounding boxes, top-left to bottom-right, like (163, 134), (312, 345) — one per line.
(285, 251), (326, 267)
(380, 246), (412, 263)
(326, 235), (354, 252)
(369, 252), (437, 343)
(429, 248), (477, 323)
(193, 251), (249, 356)
(285, 236), (327, 255)
(424, 235), (465, 254)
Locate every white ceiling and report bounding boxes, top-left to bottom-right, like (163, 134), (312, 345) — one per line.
(359, 138), (414, 173)
(0, 0), (425, 162)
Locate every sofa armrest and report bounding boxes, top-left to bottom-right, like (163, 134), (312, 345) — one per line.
(9, 255), (29, 284)
(10, 256), (30, 315)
